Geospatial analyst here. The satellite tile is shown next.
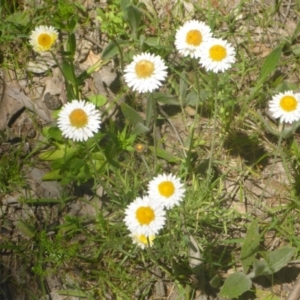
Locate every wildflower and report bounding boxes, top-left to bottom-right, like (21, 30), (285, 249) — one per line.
(124, 196), (166, 237)
(29, 25), (58, 53)
(199, 38), (236, 73)
(124, 52), (167, 93)
(148, 173), (185, 210)
(130, 233), (155, 249)
(57, 100), (101, 142)
(175, 20), (213, 58)
(268, 91), (300, 124)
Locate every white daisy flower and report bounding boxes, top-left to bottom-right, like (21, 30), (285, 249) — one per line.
(175, 20), (213, 58)
(57, 100), (101, 142)
(130, 233), (155, 249)
(268, 91), (300, 124)
(124, 52), (167, 93)
(148, 173), (185, 210)
(124, 196), (166, 237)
(29, 25), (58, 53)
(199, 38), (236, 73)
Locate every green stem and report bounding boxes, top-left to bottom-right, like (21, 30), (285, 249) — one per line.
(207, 73), (219, 183)
(186, 59), (201, 172)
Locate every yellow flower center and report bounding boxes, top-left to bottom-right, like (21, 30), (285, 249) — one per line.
(38, 33), (53, 49)
(209, 44), (227, 61)
(69, 108), (88, 128)
(136, 206), (155, 225)
(186, 30), (202, 46)
(135, 60), (155, 78)
(279, 95), (298, 112)
(158, 181), (175, 198)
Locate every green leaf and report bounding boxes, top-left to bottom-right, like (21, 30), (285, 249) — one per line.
(6, 11), (29, 26)
(264, 247), (295, 274)
(219, 272), (252, 299)
(101, 39), (128, 60)
(152, 92), (180, 106)
(125, 4), (142, 38)
(240, 220), (260, 273)
(121, 103), (144, 125)
(47, 127), (63, 142)
(132, 122), (150, 136)
(88, 94), (107, 107)
(66, 33), (76, 57)
(57, 289), (87, 297)
(253, 258), (271, 277)
(62, 60), (77, 84)
(258, 46), (282, 85)
(39, 148), (65, 161)
(42, 169), (62, 181)
(15, 220), (35, 238)
(148, 146), (181, 163)
(253, 247), (295, 277)
(144, 37), (159, 46)
(120, 0), (131, 14)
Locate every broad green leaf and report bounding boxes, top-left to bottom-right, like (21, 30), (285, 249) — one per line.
(101, 39), (128, 60)
(152, 92), (179, 106)
(15, 220), (35, 238)
(42, 169), (62, 180)
(241, 220), (260, 273)
(121, 103), (144, 125)
(265, 246), (295, 274)
(253, 258), (271, 277)
(47, 127), (63, 142)
(6, 11), (29, 26)
(219, 272), (252, 299)
(148, 146), (181, 163)
(39, 148), (65, 161)
(88, 94), (107, 107)
(132, 122), (149, 135)
(258, 46), (282, 85)
(125, 5), (142, 38)
(120, 0), (131, 14)
(62, 60), (77, 84)
(144, 37), (159, 46)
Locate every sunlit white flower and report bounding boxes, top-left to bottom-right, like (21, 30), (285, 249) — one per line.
(175, 20), (213, 58)
(268, 91), (300, 124)
(199, 38), (236, 73)
(57, 100), (101, 142)
(124, 52), (167, 93)
(29, 25), (58, 53)
(148, 173), (185, 210)
(124, 196), (166, 237)
(130, 233), (155, 249)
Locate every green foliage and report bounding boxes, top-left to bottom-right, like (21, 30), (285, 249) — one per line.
(32, 231), (78, 275)
(219, 221), (295, 299)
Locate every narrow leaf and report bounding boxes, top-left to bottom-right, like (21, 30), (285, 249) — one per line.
(258, 46), (282, 85)
(152, 92), (179, 106)
(240, 220), (260, 274)
(219, 272), (252, 299)
(15, 220), (35, 238)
